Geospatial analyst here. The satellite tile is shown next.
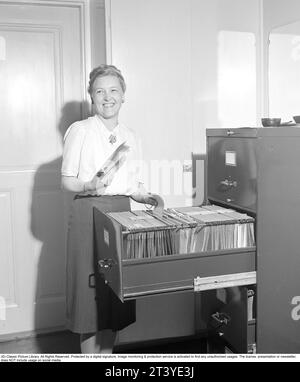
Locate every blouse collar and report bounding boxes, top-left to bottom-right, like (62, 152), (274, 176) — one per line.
(94, 115), (120, 144)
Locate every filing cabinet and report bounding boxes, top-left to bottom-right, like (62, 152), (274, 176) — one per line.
(207, 127), (300, 353)
(93, 126), (300, 353)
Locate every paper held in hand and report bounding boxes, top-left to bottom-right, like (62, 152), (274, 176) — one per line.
(96, 141), (130, 180)
(151, 193), (164, 216)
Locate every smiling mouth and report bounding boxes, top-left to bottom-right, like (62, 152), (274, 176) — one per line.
(103, 103), (115, 108)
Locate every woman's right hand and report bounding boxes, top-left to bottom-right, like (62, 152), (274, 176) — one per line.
(90, 154), (126, 194)
(86, 165), (120, 194)
(85, 175), (109, 194)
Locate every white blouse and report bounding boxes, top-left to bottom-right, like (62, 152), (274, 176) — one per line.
(61, 115), (143, 195)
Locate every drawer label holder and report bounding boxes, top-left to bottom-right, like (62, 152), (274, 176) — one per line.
(194, 271), (256, 292)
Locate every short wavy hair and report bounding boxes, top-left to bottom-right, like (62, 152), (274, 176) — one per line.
(88, 65), (126, 96)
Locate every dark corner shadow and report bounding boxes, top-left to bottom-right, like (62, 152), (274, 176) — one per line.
(192, 152), (207, 206)
(30, 101), (89, 354)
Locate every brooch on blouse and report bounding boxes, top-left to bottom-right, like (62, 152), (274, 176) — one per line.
(109, 134), (117, 144)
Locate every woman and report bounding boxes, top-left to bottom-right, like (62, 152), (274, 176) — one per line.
(61, 65), (160, 353)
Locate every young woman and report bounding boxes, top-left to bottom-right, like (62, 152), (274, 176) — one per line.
(61, 65), (160, 353)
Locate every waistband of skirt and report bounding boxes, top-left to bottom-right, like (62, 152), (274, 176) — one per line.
(74, 194), (129, 201)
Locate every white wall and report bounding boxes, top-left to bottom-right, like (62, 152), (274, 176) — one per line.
(262, 0), (300, 116)
(105, 0), (262, 346)
(268, 21), (300, 121)
(107, 0), (196, 345)
(190, 0), (261, 154)
(106, 0), (261, 207)
(263, 0), (300, 31)
(107, 0), (194, 208)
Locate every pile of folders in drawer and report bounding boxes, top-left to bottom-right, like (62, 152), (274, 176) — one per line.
(108, 205), (255, 259)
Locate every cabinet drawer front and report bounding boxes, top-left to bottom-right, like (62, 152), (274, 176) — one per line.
(94, 208), (256, 302)
(200, 285), (254, 353)
(122, 249), (256, 300)
(207, 136), (257, 213)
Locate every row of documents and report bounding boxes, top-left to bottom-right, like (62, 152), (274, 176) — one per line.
(108, 205), (255, 259)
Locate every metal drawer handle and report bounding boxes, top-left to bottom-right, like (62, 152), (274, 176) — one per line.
(98, 259), (115, 270)
(220, 179), (237, 188)
(211, 312), (231, 326)
(227, 130), (235, 136)
(88, 273), (96, 288)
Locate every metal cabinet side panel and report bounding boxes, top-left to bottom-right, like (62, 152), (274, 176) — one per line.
(256, 136), (300, 353)
(93, 208), (124, 301)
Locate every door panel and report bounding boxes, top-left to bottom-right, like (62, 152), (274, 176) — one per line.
(0, 27), (59, 167)
(0, 1), (88, 336)
(0, 190), (16, 307)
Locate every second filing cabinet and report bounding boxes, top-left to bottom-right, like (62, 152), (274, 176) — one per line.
(206, 127), (300, 353)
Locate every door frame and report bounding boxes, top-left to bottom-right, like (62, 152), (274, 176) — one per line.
(0, 0), (94, 341)
(104, 0), (112, 63)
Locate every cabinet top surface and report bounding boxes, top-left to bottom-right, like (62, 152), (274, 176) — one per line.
(206, 127), (300, 138)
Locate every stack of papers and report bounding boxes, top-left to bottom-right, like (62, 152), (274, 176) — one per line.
(108, 211), (168, 231)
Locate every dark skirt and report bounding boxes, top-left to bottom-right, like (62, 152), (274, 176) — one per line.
(65, 195), (136, 333)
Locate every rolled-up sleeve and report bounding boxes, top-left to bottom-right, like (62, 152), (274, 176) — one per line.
(61, 122), (87, 178)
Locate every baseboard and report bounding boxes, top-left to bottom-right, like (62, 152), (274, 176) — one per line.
(114, 334), (206, 353)
(0, 329), (207, 353)
(0, 326), (68, 343)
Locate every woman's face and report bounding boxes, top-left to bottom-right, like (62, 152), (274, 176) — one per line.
(91, 75), (124, 121)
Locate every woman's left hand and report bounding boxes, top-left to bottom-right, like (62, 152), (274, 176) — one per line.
(144, 193), (163, 207)
(130, 192), (164, 215)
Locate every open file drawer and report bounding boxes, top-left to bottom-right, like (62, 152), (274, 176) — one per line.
(93, 207), (256, 302)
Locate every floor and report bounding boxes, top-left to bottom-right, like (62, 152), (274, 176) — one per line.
(0, 331), (207, 354)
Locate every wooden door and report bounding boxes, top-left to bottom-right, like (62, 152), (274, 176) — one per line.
(0, 0), (89, 337)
